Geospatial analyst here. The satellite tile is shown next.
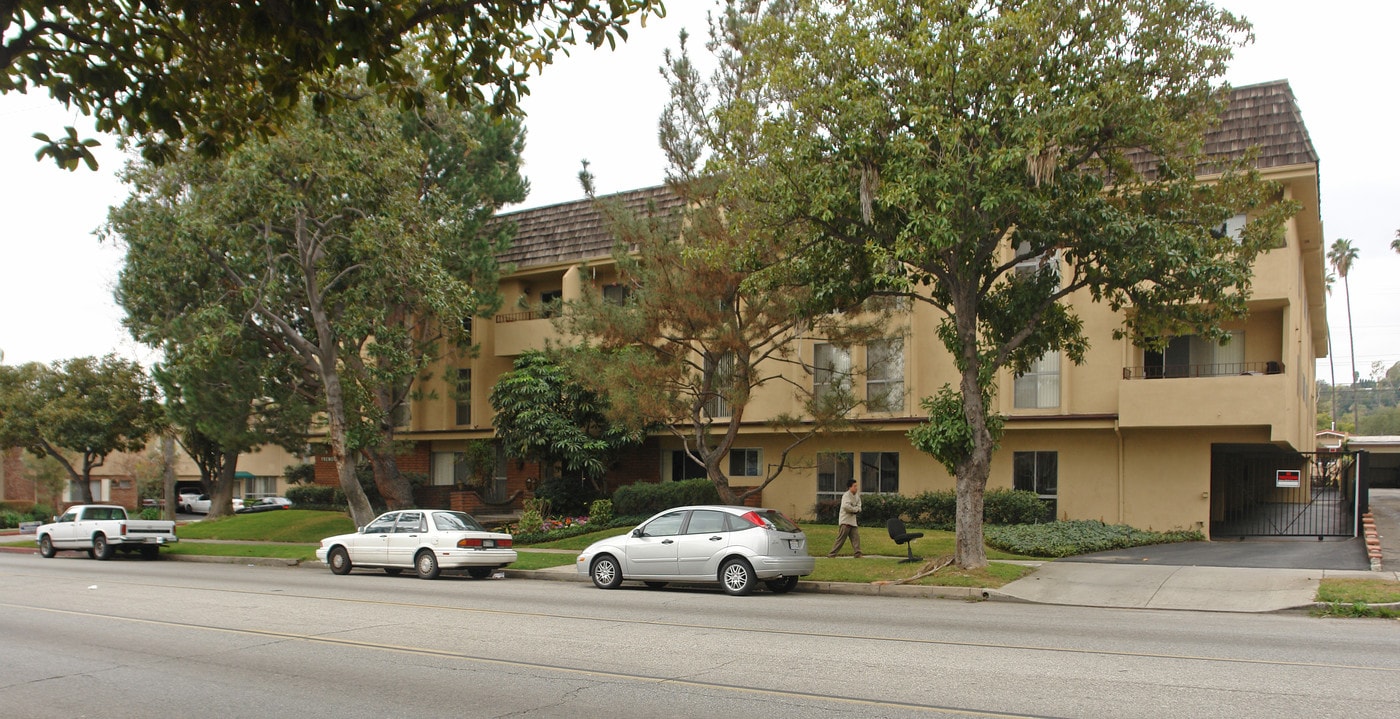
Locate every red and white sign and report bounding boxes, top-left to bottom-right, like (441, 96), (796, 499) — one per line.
(1276, 469), (1301, 488)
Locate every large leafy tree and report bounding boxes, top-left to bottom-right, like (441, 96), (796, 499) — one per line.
(678, 0), (1296, 567)
(489, 350), (646, 494)
(0, 355), (164, 503)
(3, 0), (662, 168)
(107, 75), (520, 527)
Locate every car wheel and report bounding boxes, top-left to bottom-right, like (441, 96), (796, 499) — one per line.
(39, 535), (55, 558)
(415, 550), (441, 580)
(140, 546), (159, 561)
(92, 534), (114, 561)
(764, 575), (799, 594)
(590, 555), (623, 589)
(383, 567), (403, 576)
(720, 558), (755, 596)
(467, 567), (493, 579)
(328, 546), (352, 575)
(643, 581), (668, 589)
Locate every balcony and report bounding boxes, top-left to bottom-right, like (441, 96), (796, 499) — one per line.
(1119, 363), (1289, 430)
(493, 309), (562, 356)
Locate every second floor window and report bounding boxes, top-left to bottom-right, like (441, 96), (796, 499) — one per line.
(455, 368), (472, 425)
(866, 338), (905, 413)
(1014, 351), (1061, 409)
(814, 343), (852, 401)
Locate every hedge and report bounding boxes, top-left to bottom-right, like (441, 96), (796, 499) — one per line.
(812, 488), (1050, 528)
(611, 478), (720, 517)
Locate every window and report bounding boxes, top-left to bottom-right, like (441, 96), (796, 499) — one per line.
(603, 283), (631, 305)
(641, 510), (686, 537)
(1213, 213), (1247, 241)
(244, 475), (275, 498)
(1014, 240), (1060, 282)
(461, 316), (473, 343)
(729, 448), (761, 477)
(703, 353), (735, 418)
(670, 451), (708, 481)
(66, 480), (107, 502)
(814, 343), (852, 401)
(1013, 451), (1057, 520)
(395, 512), (425, 533)
(860, 452), (899, 494)
(1014, 351), (1061, 409)
(684, 510), (729, 534)
(866, 338), (905, 413)
(430, 451), (471, 487)
(1144, 332), (1245, 378)
(540, 289), (563, 317)
(817, 452), (854, 500)
(455, 368), (472, 425)
(365, 513), (398, 533)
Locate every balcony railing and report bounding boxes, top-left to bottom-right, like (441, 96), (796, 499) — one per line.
(1121, 361), (1283, 380)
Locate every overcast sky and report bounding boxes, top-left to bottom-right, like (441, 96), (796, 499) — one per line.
(1, 0), (1396, 384)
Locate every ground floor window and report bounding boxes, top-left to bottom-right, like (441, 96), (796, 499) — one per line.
(670, 450), (708, 481)
(66, 480), (107, 502)
(244, 475), (276, 498)
(1013, 451), (1058, 520)
(860, 452), (899, 494)
(728, 448), (761, 477)
(816, 452), (854, 501)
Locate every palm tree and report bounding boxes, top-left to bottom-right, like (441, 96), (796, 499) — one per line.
(1324, 271), (1337, 429)
(1328, 239), (1360, 431)
(1392, 229), (1399, 254)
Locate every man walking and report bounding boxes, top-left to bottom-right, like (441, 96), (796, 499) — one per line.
(826, 478), (862, 558)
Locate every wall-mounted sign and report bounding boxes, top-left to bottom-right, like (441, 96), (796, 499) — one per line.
(1276, 469), (1301, 488)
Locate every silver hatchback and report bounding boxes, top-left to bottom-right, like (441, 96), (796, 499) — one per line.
(576, 505), (814, 595)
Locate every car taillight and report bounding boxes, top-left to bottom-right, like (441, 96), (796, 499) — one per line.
(458, 538), (483, 548)
(496, 538), (513, 548)
(120, 523), (127, 535)
(740, 511), (769, 529)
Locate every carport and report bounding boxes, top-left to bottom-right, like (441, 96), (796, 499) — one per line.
(1348, 436), (1400, 490)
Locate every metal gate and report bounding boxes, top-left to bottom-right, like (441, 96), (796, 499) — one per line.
(1212, 450), (1359, 538)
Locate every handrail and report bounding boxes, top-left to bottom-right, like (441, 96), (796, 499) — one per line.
(1121, 360), (1284, 380)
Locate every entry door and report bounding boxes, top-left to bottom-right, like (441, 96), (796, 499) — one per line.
(352, 513), (396, 564)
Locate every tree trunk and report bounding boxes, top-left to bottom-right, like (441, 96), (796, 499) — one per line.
(161, 434), (177, 522)
(369, 446), (416, 509)
(207, 452), (240, 519)
(953, 366), (994, 570)
(323, 368), (376, 527)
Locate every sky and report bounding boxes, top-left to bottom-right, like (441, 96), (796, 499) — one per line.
(1, 0), (1396, 383)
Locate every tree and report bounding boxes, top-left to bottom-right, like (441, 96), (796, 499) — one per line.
(678, 0), (1296, 567)
(1392, 229), (1399, 255)
(0, 356), (164, 503)
(106, 75), (517, 527)
(1328, 238), (1360, 433)
(562, 161), (889, 503)
(1324, 271), (1338, 429)
(4, 1), (661, 168)
(489, 350), (647, 501)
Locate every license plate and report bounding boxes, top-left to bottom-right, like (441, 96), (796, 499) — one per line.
(483, 539), (495, 548)
(787, 539), (800, 550)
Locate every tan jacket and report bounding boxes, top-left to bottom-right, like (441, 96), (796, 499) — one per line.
(838, 489), (861, 526)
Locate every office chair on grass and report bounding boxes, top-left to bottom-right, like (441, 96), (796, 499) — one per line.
(886, 517), (924, 564)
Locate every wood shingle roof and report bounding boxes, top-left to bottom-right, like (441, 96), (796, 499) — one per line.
(497, 81), (1316, 270)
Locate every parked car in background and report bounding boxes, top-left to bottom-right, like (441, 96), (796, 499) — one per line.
(235, 497), (293, 514)
(185, 495), (244, 514)
(576, 505), (814, 596)
(177, 492), (202, 513)
(315, 509), (516, 580)
(35, 504), (179, 560)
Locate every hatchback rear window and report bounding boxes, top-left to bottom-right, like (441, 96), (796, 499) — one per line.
(739, 510), (801, 532)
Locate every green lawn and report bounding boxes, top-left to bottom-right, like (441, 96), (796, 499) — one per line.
(4, 514), (1036, 587)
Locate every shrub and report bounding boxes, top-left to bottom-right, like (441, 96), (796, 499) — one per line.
(611, 478), (720, 516)
(984, 489), (1053, 525)
(138, 507), (161, 521)
(985, 520), (1204, 558)
(283, 463), (316, 485)
(517, 508), (544, 534)
(287, 485), (337, 508)
(534, 474), (602, 516)
(588, 499), (614, 527)
(908, 490), (957, 528)
(0, 511), (21, 529)
(857, 493), (915, 526)
(811, 498), (840, 524)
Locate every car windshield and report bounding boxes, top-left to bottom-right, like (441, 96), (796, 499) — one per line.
(434, 511), (485, 532)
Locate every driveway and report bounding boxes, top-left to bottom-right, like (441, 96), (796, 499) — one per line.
(1059, 487), (1400, 571)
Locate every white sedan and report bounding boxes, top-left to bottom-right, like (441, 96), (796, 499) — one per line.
(576, 505), (815, 595)
(315, 509), (517, 580)
(184, 495), (244, 514)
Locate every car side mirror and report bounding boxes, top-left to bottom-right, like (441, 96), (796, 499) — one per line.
(357, 526), (367, 534)
(632, 527), (644, 538)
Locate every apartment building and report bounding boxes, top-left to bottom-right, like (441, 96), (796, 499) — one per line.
(386, 80), (1327, 537)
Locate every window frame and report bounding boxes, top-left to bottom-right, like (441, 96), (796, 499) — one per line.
(728, 448), (762, 477)
(865, 337), (905, 413)
(1014, 351), (1061, 409)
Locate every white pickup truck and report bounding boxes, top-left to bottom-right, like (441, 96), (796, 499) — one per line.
(35, 504), (179, 560)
